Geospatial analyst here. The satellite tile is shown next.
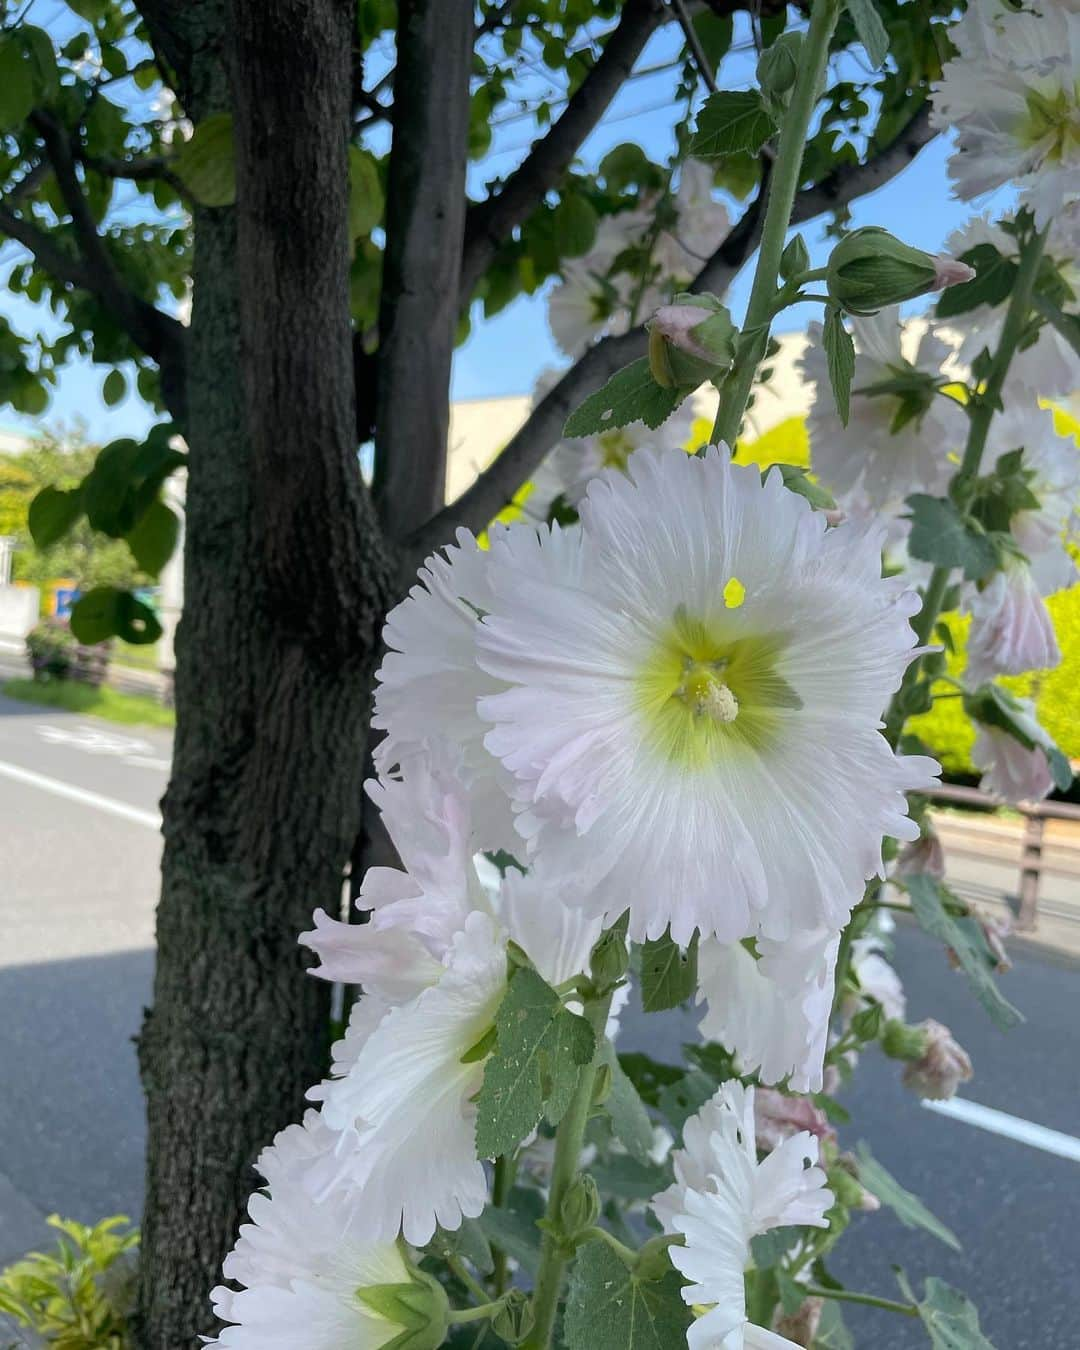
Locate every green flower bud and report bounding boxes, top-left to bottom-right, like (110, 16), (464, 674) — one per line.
(591, 1061), (614, 1107)
(358, 1264), (450, 1350)
(590, 924), (631, 991)
(757, 31), (803, 106)
(826, 1162), (866, 1211)
(880, 1018), (931, 1063)
(491, 1289), (536, 1345)
(634, 1233), (682, 1283)
(559, 1173), (601, 1241)
(826, 227), (975, 315)
(647, 294), (737, 393)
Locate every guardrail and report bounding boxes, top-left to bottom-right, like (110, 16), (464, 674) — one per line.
(929, 783), (1080, 930)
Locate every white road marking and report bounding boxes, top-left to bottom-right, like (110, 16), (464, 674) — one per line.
(923, 1096), (1080, 1163)
(0, 759), (161, 830)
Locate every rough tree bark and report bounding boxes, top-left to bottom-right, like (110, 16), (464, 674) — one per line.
(134, 2), (391, 1345)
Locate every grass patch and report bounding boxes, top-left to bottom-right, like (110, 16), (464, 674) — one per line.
(2, 677), (174, 728)
(111, 639), (162, 671)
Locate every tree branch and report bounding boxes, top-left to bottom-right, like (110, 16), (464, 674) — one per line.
(80, 149), (186, 195)
(457, 0), (667, 305)
(408, 104), (938, 565)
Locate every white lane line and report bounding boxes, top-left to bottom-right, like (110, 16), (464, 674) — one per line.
(0, 758), (161, 831)
(923, 1096), (1080, 1163)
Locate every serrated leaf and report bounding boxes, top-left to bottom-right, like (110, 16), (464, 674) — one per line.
(564, 1240), (692, 1350)
(599, 1042), (654, 1165)
(554, 194), (599, 258)
(475, 967), (595, 1159)
(905, 875), (1022, 1030)
(750, 1226), (802, 1269)
(125, 500), (179, 576)
(896, 1272), (997, 1349)
(28, 486), (83, 548)
(173, 114), (236, 207)
(691, 89), (777, 159)
(429, 1218), (494, 1277)
(348, 146), (383, 238)
(906, 495), (999, 582)
(936, 245), (1017, 320)
(854, 1143), (960, 1250)
(638, 929), (698, 1013)
(822, 307), (855, 425)
(563, 359), (681, 438)
(845, 0), (889, 67)
(476, 1186), (545, 1277)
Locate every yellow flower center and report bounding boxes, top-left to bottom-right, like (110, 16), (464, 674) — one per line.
(1021, 86), (1080, 164)
(675, 662), (739, 723)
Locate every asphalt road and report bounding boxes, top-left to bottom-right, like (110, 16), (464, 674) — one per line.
(1, 689), (1078, 1347)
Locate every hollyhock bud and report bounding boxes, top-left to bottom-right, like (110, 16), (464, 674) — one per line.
(774, 1295), (824, 1347)
(900, 1019), (973, 1101)
(897, 827), (946, 881)
(757, 31), (803, 106)
(559, 1173), (601, 1241)
(590, 923), (631, 992)
(832, 1153), (881, 1213)
(648, 294), (737, 391)
(826, 227), (974, 315)
(357, 1262), (450, 1350)
(754, 1087), (836, 1154)
(491, 1290), (535, 1346)
(881, 1017), (930, 1063)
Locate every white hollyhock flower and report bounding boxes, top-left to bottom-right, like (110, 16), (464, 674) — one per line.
(801, 307), (965, 510)
(972, 698), (1059, 804)
(966, 560), (1061, 685)
(310, 912), (507, 1246)
(477, 448), (938, 946)
(655, 158), (730, 284)
(547, 209), (654, 357)
(848, 937), (907, 1022)
(945, 217), (1080, 398)
(696, 929), (839, 1092)
(931, 0), (1080, 229)
(652, 1082), (831, 1350)
(207, 1112), (422, 1349)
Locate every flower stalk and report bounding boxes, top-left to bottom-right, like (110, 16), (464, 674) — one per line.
(710, 0), (842, 448)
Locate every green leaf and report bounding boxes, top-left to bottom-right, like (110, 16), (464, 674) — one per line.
(476, 1186), (545, 1277)
(564, 1240), (692, 1350)
(102, 369), (127, 407)
(563, 359), (681, 438)
(906, 495), (999, 582)
(173, 114), (236, 207)
(348, 146), (383, 238)
(854, 1144), (961, 1251)
(750, 1226), (803, 1269)
(692, 11), (733, 70)
(657, 1067), (716, 1130)
(638, 929), (699, 1013)
(0, 39), (34, 130)
(822, 306), (855, 425)
(83, 439), (142, 537)
(767, 463), (835, 510)
(845, 0), (889, 68)
(599, 1042), (654, 1165)
(936, 244), (1017, 320)
(69, 587), (161, 646)
(475, 967), (595, 1159)
(554, 195), (599, 259)
(125, 500), (180, 576)
(896, 1272), (997, 1349)
(905, 875), (1023, 1030)
(814, 1301), (855, 1349)
(428, 1218), (494, 1277)
(589, 1154), (666, 1202)
(28, 486), (83, 548)
(1047, 744), (1073, 791)
(691, 90), (777, 159)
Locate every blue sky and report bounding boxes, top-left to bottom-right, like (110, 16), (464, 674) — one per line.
(0, 14), (1001, 443)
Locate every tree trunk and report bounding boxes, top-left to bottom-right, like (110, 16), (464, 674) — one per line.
(135, 2), (390, 1344)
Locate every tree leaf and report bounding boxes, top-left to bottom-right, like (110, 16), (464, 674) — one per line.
(638, 929), (699, 1013)
(125, 499), (180, 576)
(554, 194), (599, 259)
(905, 495), (999, 582)
(475, 967), (595, 1159)
(28, 486), (83, 548)
(845, 0), (889, 68)
(854, 1144), (961, 1250)
(70, 587), (162, 646)
(173, 114), (236, 207)
(0, 39), (34, 131)
(904, 875), (1023, 1030)
(348, 146), (383, 238)
(822, 306), (855, 425)
(564, 1240), (692, 1350)
(599, 1041), (655, 1165)
(563, 359), (681, 437)
(896, 1272), (997, 1349)
(103, 369), (127, 407)
(691, 90), (777, 159)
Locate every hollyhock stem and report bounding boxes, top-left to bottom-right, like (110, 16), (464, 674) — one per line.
(884, 225), (1049, 743)
(805, 1285), (919, 1317)
(523, 991), (615, 1350)
(710, 0), (842, 448)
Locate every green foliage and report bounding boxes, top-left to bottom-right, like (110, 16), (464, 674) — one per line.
(563, 1240), (692, 1350)
(822, 306), (855, 424)
(25, 619), (78, 681)
(854, 1144), (961, 1251)
(172, 113), (236, 207)
(690, 90), (777, 159)
(2, 677), (174, 727)
(637, 929), (699, 1012)
(906, 495), (1000, 582)
(348, 146), (384, 238)
(905, 875), (1023, 1029)
(475, 967), (595, 1158)
(935, 244), (1017, 320)
(845, 0), (890, 69)
(597, 1042), (654, 1165)
(0, 1214), (137, 1349)
(896, 1272), (998, 1349)
(563, 359), (682, 438)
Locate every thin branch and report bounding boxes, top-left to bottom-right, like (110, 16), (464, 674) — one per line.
(670, 0), (718, 93)
(409, 104), (937, 564)
(458, 0), (668, 305)
(0, 200), (101, 293)
(80, 150), (184, 192)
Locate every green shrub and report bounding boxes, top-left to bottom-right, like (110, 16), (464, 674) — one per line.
(25, 620), (77, 682)
(0, 1216), (137, 1349)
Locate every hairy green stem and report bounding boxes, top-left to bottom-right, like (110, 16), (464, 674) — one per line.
(446, 1254), (491, 1305)
(883, 226), (1049, 744)
(710, 0), (841, 447)
(805, 1285), (919, 1317)
(523, 993), (615, 1350)
(448, 1298), (510, 1325)
(581, 1225), (640, 1267)
(491, 1153), (514, 1296)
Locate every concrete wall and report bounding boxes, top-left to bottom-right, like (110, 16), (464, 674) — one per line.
(0, 586), (39, 641)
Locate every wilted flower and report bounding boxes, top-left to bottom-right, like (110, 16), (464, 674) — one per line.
(774, 1296), (824, 1347)
(966, 689), (1063, 804)
(901, 1019), (974, 1101)
(897, 828), (946, 882)
(753, 1088), (836, 1155)
(966, 559), (1061, 685)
